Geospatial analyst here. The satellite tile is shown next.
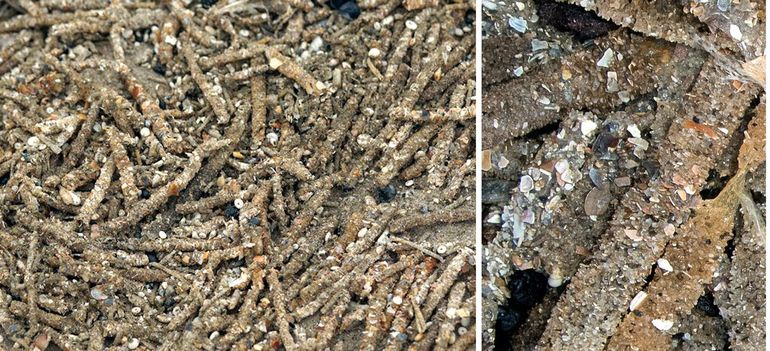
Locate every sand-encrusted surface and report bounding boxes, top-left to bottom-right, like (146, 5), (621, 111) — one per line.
(0, 1), (476, 350)
(481, 0), (765, 349)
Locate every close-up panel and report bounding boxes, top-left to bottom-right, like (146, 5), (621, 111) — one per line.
(481, 0), (765, 350)
(0, 0), (476, 350)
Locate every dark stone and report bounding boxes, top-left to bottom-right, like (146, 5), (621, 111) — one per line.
(592, 131), (619, 159)
(374, 184), (397, 203)
(495, 305), (524, 334)
(199, 0), (216, 9)
(0, 172), (9, 186)
(147, 252), (159, 263)
(247, 216), (261, 226)
(507, 269), (548, 309)
(464, 9), (475, 25)
(329, 0), (360, 20)
(153, 63), (166, 76)
(696, 292), (720, 317)
(140, 188), (151, 199)
(482, 179), (514, 204)
(224, 204), (239, 219)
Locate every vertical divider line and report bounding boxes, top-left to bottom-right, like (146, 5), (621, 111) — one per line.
(474, 0), (483, 348)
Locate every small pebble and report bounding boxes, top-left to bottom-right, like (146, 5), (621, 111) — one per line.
(652, 319), (674, 331)
(629, 291), (647, 311)
(657, 258), (673, 272)
(27, 136), (40, 148)
(234, 198), (244, 209)
(518, 175), (534, 193)
(405, 20), (418, 30)
(497, 155), (510, 169)
(368, 48), (381, 58)
(140, 127), (151, 137)
(597, 48), (614, 67)
(90, 288), (108, 300)
(614, 176), (631, 187)
(131, 306), (142, 315)
(627, 124), (641, 138)
(581, 120), (598, 136)
(729, 24), (742, 41)
(158, 231), (167, 239)
(127, 338), (140, 350)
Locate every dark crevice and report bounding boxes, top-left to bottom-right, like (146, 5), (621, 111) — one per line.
(494, 269), (549, 350)
(535, 0), (619, 41)
(695, 291), (720, 317)
(700, 169), (730, 200)
(523, 120), (561, 139)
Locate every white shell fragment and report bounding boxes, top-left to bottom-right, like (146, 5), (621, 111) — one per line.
(519, 175), (534, 192)
(498, 155), (510, 169)
(652, 319), (674, 331)
(597, 48), (614, 67)
(629, 291), (648, 311)
(628, 137), (649, 151)
(657, 258), (673, 272)
(547, 275), (563, 287)
(509, 17), (528, 33)
(513, 66), (524, 77)
(90, 288), (108, 300)
(717, 0), (730, 11)
(532, 39), (549, 52)
(729, 24), (742, 41)
(606, 71), (619, 92)
(580, 120), (598, 136)
(482, 0), (498, 10)
(627, 124), (642, 138)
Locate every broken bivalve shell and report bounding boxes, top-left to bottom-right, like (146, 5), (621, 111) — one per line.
(629, 291), (648, 311)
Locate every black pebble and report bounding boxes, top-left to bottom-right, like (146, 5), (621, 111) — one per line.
(495, 305), (524, 334)
(374, 184), (397, 203)
(153, 63), (166, 76)
(224, 204), (240, 219)
(199, 0), (216, 9)
(592, 131), (618, 159)
(494, 305), (522, 351)
(464, 9), (475, 25)
(536, 0), (618, 41)
(384, 249), (400, 263)
(147, 251), (159, 263)
(329, 0), (360, 20)
(507, 269), (548, 309)
(247, 216), (261, 226)
(158, 99), (167, 110)
(0, 172), (9, 186)
(696, 292), (720, 317)
(139, 188), (150, 199)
